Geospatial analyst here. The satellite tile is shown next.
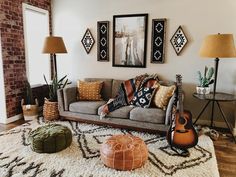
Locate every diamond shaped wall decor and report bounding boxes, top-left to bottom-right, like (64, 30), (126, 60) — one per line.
(81, 28), (95, 54)
(170, 26), (188, 56)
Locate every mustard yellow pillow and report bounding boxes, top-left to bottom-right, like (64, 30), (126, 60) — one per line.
(152, 84), (176, 110)
(77, 81), (103, 101)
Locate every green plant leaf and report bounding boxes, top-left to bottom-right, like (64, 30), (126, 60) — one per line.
(208, 79), (214, 85)
(204, 66), (208, 78)
(197, 71), (202, 86)
(44, 75), (71, 101)
(43, 75), (49, 86)
(206, 67), (214, 80)
(58, 75), (67, 84)
(25, 79), (35, 105)
(62, 79), (69, 88)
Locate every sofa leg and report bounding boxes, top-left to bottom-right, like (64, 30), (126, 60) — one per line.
(59, 116), (64, 121)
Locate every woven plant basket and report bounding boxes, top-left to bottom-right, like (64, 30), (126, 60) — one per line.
(43, 98), (59, 121)
(21, 99), (39, 121)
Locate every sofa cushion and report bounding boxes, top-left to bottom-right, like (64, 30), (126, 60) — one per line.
(77, 80), (103, 101)
(69, 101), (106, 115)
(98, 105), (133, 119)
(84, 78), (113, 101)
(130, 107), (165, 124)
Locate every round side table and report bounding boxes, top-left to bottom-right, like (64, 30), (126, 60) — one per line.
(193, 92), (236, 143)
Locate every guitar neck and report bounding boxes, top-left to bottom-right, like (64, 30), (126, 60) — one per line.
(176, 75), (184, 116)
(178, 86), (184, 115)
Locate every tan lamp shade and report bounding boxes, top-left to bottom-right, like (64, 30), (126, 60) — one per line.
(42, 36), (67, 54)
(199, 34), (236, 58)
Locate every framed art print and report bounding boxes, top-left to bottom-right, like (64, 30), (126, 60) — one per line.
(112, 14), (148, 68)
(81, 28), (95, 54)
(97, 21), (109, 61)
(151, 18), (167, 63)
(170, 26), (188, 55)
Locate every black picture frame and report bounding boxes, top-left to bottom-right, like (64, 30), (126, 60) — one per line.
(112, 14), (148, 68)
(81, 28), (95, 54)
(170, 26), (188, 56)
(151, 18), (167, 63)
(97, 21), (109, 61)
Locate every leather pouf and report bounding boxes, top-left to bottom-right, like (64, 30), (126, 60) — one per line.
(100, 134), (148, 171)
(28, 124), (72, 153)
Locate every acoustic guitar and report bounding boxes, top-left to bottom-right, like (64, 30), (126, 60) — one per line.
(167, 75), (198, 150)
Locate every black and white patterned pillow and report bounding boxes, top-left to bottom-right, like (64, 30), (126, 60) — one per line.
(131, 87), (155, 108)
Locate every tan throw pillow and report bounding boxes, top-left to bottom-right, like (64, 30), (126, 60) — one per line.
(153, 84), (176, 110)
(77, 80), (103, 101)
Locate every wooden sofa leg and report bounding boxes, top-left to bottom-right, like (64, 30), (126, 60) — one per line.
(59, 116), (65, 121)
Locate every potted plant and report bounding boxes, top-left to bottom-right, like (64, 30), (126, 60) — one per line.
(43, 75), (70, 121)
(196, 66), (214, 94)
(21, 80), (39, 121)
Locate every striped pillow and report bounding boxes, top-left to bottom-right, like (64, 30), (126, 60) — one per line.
(77, 81), (103, 101)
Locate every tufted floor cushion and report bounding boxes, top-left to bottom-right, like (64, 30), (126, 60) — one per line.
(100, 134), (148, 171)
(28, 124), (72, 153)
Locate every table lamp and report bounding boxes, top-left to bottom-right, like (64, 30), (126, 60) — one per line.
(199, 34), (236, 96)
(42, 36), (67, 79)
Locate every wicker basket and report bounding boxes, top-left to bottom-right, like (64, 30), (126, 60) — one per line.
(21, 99), (39, 121)
(43, 98), (59, 121)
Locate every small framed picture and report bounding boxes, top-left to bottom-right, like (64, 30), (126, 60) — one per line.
(97, 21), (109, 61)
(170, 26), (188, 55)
(151, 18), (167, 63)
(112, 14), (148, 68)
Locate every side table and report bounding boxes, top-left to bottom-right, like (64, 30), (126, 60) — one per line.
(193, 92), (236, 143)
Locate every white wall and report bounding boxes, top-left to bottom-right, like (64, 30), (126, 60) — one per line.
(52, 0), (236, 126)
(0, 36), (7, 123)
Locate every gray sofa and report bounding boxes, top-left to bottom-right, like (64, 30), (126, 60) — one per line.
(57, 78), (176, 134)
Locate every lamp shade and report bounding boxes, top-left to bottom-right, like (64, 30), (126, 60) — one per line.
(42, 36), (67, 54)
(199, 34), (236, 58)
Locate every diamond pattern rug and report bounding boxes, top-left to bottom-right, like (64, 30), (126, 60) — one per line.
(0, 117), (219, 177)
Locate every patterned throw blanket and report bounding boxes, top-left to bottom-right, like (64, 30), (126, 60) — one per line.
(101, 74), (159, 117)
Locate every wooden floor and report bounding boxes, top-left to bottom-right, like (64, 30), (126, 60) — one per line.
(214, 135), (236, 177)
(0, 119), (26, 132)
(0, 119), (236, 177)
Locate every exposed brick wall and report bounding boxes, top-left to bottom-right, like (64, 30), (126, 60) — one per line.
(0, 0), (52, 118)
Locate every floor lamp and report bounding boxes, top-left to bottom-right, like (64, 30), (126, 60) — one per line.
(198, 34), (236, 127)
(42, 36), (67, 80)
(199, 34), (236, 96)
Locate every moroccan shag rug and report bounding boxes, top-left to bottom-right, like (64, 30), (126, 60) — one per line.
(0, 117), (219, 177)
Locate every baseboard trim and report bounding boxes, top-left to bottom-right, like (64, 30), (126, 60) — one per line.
(193, 119), (228, 128)
(4, 114), (23, 124)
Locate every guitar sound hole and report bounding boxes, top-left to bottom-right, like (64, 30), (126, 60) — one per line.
(176, 129), (189, 133)
(179, 117), (186, 124)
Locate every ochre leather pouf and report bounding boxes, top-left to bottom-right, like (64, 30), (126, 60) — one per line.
(100, 134), (148, 171)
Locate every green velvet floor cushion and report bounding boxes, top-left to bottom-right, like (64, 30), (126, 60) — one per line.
(28, 124), (72, 153)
